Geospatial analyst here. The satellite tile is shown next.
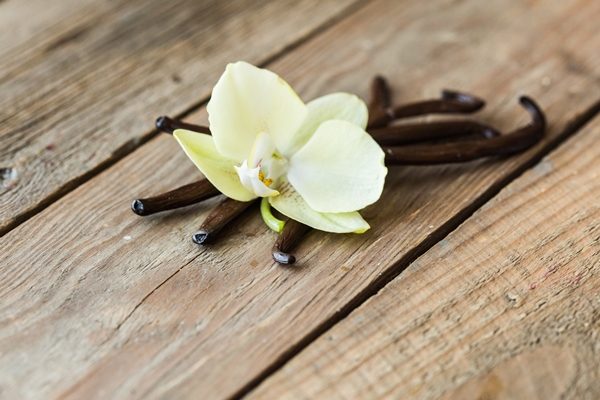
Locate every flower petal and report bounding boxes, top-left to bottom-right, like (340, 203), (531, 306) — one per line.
(207, 61), (307, 161)
(269, 179), (370, 233)
(288, 120), (387, 213)
(287, 92), (369, 156)
(173, 129), (256, 202)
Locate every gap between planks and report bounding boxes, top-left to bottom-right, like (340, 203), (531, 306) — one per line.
(231, 97), (600, 400)
(246, 106), (600, 400)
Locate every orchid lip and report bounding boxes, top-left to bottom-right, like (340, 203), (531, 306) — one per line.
(235, 131), (289, 198)
(235, 160), (279, 197)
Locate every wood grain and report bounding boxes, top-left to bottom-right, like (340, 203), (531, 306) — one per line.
(1, 0), (600, 398)
(249, 116), (600, 400)
(442, 347), (577, 400)
(0, 0), (362, 235)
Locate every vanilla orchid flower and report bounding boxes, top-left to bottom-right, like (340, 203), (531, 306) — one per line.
(173, 61), (387, 233)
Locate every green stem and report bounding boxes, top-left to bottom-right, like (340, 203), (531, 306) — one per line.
(261, 197), (285, 232)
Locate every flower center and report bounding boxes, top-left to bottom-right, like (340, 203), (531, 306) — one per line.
(258, 171), (274, 187)
(235, 132), (288, 197)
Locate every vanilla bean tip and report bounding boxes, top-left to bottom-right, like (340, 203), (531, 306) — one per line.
(441, 90), (485, 109)
(272, 251), (296, 265)
(518, 96), (546, 128)
(373, 75), (387, 85)
(518, 95), (535, 109)
(131, 199), (146, 216)
(156, 116), (176, 134)
(192, 230), (210, 244)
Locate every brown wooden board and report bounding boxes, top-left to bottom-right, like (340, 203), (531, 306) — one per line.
(0, 0), (363, 235)
(1, 0), (600, 398)
(249, 115), (600, 400)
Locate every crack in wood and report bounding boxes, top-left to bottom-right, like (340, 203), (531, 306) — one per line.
(0, 167), (18, 189)
(45, 26), (92, 53)
(58, 256), (201, 399)
(115, 261), (196, 334)
(60, 256), (198, 398)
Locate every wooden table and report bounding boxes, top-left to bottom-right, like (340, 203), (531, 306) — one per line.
(2, 0), (599, 398)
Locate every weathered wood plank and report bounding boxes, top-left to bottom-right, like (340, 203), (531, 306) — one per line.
(2, 0), (600, 399)
(0, 0), (363, 235)
(248, 115), (600, 400)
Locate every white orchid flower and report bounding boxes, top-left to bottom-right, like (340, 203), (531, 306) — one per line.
(173, 61), (387, 233)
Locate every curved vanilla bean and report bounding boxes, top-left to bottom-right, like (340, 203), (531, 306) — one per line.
(367, 89), (486, 129)
(192, 198), (256, 244)
(384, 96), (545, 165)
(391, 90), (485, 119)
(509, 96), (546, 148)
(156, 116), (211, 134)
(367, 76), (394, 128)
(272, 219), (311, 265)
(132, 180), (220, 216)
(369, 120), (499, 146)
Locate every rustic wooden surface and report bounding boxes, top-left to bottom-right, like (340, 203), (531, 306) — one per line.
(250, 114), (600, 400)
(1, 0), (600, 399)
(0, 0), (362, 235)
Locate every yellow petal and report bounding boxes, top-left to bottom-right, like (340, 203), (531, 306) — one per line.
(269, 179), (370, 233)
(207, 61), (307, 162)
(288, 120), (387, 213)
(173, 129), (256, 202)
